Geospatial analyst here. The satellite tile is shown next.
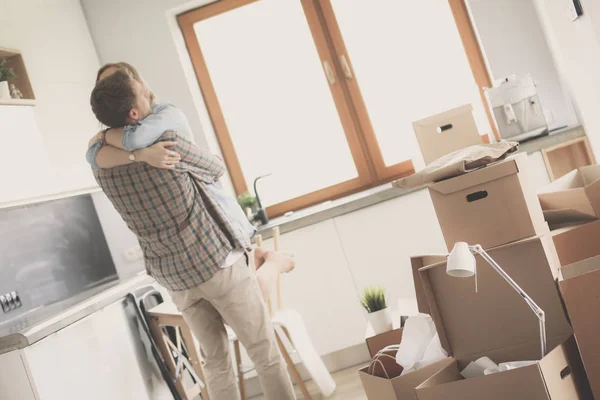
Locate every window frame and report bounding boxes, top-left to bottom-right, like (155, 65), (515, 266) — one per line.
(177, 0), (496, 218)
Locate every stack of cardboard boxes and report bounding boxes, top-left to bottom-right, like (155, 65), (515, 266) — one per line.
(359, 153), (596, 399)
(541, 165), (600, 400)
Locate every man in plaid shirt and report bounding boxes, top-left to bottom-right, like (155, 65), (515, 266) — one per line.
(87, 63), (296, 400)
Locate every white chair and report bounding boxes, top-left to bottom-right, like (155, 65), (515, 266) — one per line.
(234, 227), (336, 399)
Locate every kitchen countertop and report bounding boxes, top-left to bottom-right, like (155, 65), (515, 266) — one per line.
(0, 274), (155, 355)
(257, 125), (586, 239)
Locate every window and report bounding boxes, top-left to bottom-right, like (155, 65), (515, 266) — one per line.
(178, 0), (495, 217)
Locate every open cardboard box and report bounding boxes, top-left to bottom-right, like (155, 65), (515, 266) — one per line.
(366, 328), (404, 359)
(359, 358), (455, 400)
(410, 255), (447, 315)
(360, 282), (449, 400)
(413, 235), (592, 399)
(429, 153), (548, 251)
(413, 104), (482, 165)
(559, 253), (600, 399)
(551, 219), (600, 267)
(539, 165), (600, 229)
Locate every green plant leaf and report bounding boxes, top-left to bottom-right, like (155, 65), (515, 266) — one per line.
(0, 59), (17, 82)
(237, 191), (257, 209)
(359, 285), (388, 313)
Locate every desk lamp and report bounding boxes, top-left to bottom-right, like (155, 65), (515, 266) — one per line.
(446, 242), (547, 358)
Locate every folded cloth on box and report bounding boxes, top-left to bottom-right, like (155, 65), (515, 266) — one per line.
(392, 141), (519, 189)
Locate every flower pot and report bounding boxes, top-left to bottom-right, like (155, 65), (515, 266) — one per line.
(368, 307), (393, 335)
(0, 81), (9, 99)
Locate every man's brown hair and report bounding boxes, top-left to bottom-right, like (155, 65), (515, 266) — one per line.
(96, 61), (155, 104)
(90, 70), (135, 128)
(96, 62), (142, 83)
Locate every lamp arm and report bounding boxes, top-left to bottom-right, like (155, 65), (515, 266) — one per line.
(470, 245), (547, 358)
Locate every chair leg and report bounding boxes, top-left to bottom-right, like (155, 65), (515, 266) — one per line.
(181, 325), (210, 400)
(233, 339), (247, 400)
(148, 317), (188, 399)
(276, 331), (312, 400)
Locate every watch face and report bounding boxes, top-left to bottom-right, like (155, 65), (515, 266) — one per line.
(129, 154), (135, 162)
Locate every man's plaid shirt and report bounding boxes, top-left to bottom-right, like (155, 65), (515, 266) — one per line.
(93, 131), (251, 291)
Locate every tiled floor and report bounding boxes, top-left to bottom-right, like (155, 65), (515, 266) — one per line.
(251, 365), (367, 399)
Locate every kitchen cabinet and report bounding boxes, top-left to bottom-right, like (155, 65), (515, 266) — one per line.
(0, 106), (57, 204)
(0, 298), (171, 400)
(527, 151), (552, 190)
(261, 220), (368, 356)
(0, 0), (101, 206)
(333, 189), (447, 317)
(0, 350), (37, 400)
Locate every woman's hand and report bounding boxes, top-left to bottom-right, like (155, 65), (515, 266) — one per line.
(135, 141), (181, 169)
(88, 131), (104, 148)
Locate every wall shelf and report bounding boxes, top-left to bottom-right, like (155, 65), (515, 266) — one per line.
(0, 98), (36, 106)
(0, 47), (35, 105)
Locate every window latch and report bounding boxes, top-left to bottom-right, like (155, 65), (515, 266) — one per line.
(339, 55), (353, 79)
(323, 61), (336, 85)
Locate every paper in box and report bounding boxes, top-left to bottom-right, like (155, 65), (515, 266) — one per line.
(414, 235), (592, 400)
(429, 153), (548, 251)
(539, 165), (600, 228)
(559, 253), (600, 399)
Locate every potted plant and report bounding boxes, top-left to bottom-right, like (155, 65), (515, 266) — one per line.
(0, 59), (16, 99)
(237, 191), (258, 220)
(360, 286), (393, 335)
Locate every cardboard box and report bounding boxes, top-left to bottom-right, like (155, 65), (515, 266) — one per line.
(366, 328), (404, 358)
(551, 219), (600, 267)
(539, 165), (600, 228)
(410, 255), (447, 315)
(429, 153), (548, 251)
(413, 104), (482, 165)
(559, 255), (600, 399)
(359, 358), (455, 400)
(414, 235), (591, 400)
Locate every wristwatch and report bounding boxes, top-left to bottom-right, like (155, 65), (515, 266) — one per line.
(129, 152), (136, 162)
(101, 128), (109, 146)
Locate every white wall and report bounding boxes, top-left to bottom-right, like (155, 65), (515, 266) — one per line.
(468, 0), (577, 130)
(0, 0), (101, 193)
(532, 0), (600, 156)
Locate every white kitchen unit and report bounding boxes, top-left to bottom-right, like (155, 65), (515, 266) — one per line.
(261, 220), (368, 356)
(333, 188), (447, 315)
(0, 278), (171, 400)
(0, 350), (37, 400)
(23, 300), (168, 400)
(0, 107), (57, 204)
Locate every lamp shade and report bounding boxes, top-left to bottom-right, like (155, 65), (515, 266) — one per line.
(447, 242), (476, 278)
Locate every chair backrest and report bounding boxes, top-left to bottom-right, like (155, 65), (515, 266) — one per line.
(255, 226), (284, 316)
(128, 287), (182, 400)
